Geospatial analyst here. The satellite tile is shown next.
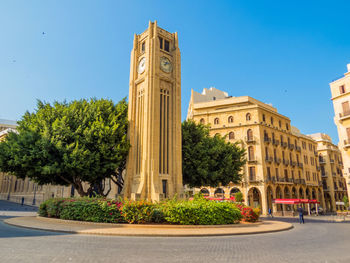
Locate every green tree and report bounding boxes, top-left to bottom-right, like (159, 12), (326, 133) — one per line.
(0, 98), (130, 196)
(182, 120), (246, 188)
(234, 192), (243, 203)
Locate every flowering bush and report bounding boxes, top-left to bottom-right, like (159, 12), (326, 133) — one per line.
(235, 204), (260, 222)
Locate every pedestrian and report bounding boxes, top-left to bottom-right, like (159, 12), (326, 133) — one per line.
(268, 208), (273, 218)
(297, 206), (305, 224)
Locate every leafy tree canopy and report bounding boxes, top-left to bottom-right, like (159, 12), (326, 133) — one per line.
(182, 120), (246, 188)
(0, 98), (129, 196)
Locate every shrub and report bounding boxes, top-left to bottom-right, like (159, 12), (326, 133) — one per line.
(39, 198), (124, 223)
(121, 200), (162, 224)
(163, 198), (242, 225)
(234, 192), (243, 203)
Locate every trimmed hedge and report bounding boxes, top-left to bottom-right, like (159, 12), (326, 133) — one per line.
(38, 196), (258, 225)
(162, 199), (242, 225)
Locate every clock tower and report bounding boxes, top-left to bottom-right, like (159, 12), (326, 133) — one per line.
(123, 21), (183, 201)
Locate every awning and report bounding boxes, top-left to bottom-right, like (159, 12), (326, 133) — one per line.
(273, 199), (320, 204)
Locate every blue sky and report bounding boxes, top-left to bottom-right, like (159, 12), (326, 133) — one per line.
(0, 0), (349, 143)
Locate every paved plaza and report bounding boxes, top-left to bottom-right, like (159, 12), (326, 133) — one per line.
(1, 200), (350, 263)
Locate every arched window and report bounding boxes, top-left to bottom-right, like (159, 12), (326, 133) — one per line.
(214, 118), (219, 125)
(247, 129), (253, 141)
(229, 132), (235, 140)
(200, 118), (205, 124)
(246, 113), (251, 121)
(214, 188), (225, 198)
(228, 116), (234, 123)
(200, 188), (210, 197)
(248, 146), (254, 161)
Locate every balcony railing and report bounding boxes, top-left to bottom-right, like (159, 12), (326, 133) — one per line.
(245, 136), (256, 143)
(314, 151), (318, 156)
(288, 144), (295, 150)
(323, 186), (330, 191)
(339, 111), (350, 120)
(247, 157), (258, 164)
(249, 176), (259, 182)
(295, 146), (301, 152)
(330, 159), (335, 164)
(281, 142), (288, 148)
(344, 140), (350, 149)
(316, 166), (321, 171)
(283, 159), (289, 166)
(272, 139), (280, 146)
(297, 162), (304, 168)
(332, 172), (336, 177)
(295, 179), (306, 185)
(291, 161), (297, 167)
(319, 158), (326, 164)
(265, 156), (273, 163)
(274, 157), (281, 165)
(321, 172), (328, 177)
(264, 137), (271, 144)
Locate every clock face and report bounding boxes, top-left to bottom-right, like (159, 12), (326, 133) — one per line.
(137, 57), (146, 74)
(160, 57), (173, 73)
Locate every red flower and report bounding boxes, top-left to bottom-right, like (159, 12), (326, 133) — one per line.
(109, 212), (113, 215)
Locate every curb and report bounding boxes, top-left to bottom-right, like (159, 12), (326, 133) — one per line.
(4, 216), (293, 237)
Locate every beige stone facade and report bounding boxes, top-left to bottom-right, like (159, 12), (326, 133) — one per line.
(123, 21), (183, 201)
(330, 64), (350, 199)
(309, 133), (347, 211)
(188, 87), (326, 215)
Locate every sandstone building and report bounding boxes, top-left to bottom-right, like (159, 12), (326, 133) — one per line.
(188, 87), (326, 215)
(309, 133), (347, 211)
(330, 64), (350, 199)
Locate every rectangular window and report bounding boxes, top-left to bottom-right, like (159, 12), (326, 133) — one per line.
(275, 168), (279, 178)
(340, 85), (346, 94)
(347, 127), (350, 140)
(159, 37), (163, 49)
(342, 101), (350, 115)
(141, 42), (145, 53)
(267, 167), (271, 179)
(164, 40), (170, 52)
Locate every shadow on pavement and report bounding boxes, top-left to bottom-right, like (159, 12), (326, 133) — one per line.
(0, 200), (68, 239)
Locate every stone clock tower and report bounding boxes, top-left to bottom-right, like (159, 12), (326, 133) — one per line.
(123, 21), (183, 201)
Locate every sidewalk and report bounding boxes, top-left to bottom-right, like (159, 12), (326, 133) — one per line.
(4, 216), (293, 237)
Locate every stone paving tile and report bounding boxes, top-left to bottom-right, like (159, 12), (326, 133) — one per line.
(1, 200), (350, 263)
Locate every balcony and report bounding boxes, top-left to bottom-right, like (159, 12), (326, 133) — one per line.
(295, 179), (306, 185)
(291, 161), (297, 167)
(314, 151), (318, 156)
(281, 142), (288, 148)
(248, 176), (260, 183)
(245, 136), (256, 143)
(264, 137), (271, 144)
(344, 140), (350, 149)
(316, 166), (321, 171)
(319, 158), (326, 165)
(247, 157), (258, 164)
(323, 186), (330, 191)
(277, 177), (293, 184)
(321, 172), (328, 177)
(274, 157), (281, 165)
(288, 144), (295, 150)
(272, 139), (280, 146)
(332, 172), (336, 177)
(265, 176), (276, 183)
(330, 159), (335, 164)
(297, 162), (304, 169)
(265, 156), (273, 163)
(283, 159), (289, 166)
(339, 111), (350, 121)
(295, 146), (301, 152)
